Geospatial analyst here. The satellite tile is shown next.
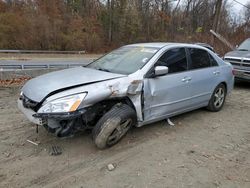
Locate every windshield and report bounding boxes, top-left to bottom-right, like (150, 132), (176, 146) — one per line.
(87, 46), (159, 75)
(238, 39), (250, 51)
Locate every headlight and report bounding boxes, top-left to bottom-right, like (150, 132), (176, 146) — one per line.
(38, 93), (87, 113)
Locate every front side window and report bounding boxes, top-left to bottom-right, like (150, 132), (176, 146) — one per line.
(87, 46), (159, 75)
(188, 48), (211, 69)
(155, 48), (188, 73)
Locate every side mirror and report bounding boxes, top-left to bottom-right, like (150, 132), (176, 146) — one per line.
(154, 66), (168, 76)
(236, 45), (239, 49)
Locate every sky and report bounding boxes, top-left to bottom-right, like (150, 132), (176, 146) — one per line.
(227, 0), (250, 23)
(171, 0), (250, 21)
(229, 0), (250, 13)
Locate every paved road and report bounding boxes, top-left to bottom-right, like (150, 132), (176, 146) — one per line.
(0, 58), (94, 70)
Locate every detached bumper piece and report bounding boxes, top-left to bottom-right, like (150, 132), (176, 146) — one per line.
(50, 146), (62, 156)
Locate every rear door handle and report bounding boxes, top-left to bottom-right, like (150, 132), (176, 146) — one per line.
(182, 77), (192, 82)
(181, 78), (187, 82)
(213, 71), (220, 75)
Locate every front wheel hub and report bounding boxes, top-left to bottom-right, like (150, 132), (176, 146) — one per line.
(106, 119), (132, 146)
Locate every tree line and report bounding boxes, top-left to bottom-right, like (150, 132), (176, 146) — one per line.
(0, 0), (249, 54)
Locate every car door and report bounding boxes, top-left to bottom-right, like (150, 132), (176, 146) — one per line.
(143, 47), (193, 122)
(187, 48), (221, 107)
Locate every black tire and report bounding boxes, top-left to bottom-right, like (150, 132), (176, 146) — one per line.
(207, 83), (227, 112)
(92, 104), (137, 149)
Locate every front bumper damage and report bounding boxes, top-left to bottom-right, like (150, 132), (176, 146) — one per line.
(18, 99), (89, 137)
(18, 99), (43, 125)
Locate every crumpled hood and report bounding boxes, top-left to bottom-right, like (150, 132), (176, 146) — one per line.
(225, 50), (250, 59)
(22, 67), (125, 102)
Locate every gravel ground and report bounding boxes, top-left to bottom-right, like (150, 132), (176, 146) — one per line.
(0, 82), (249, 188)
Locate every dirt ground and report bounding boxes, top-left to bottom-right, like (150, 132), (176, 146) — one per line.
(0, 82), (249, 188)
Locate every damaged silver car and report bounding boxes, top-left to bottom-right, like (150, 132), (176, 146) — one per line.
(18, 43), (234, 149)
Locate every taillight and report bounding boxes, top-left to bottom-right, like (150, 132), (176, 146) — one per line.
(232, 69), (236, 75)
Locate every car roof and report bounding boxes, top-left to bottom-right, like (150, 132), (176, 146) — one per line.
(195, 43), (214, 52)
(127, 42), (175, 48)
(126, 42), (208, 49)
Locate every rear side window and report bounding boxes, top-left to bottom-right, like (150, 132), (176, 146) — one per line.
(156, 48), (188, 73)
(188, 48), (211, 69)
(209, 54), (218, 66)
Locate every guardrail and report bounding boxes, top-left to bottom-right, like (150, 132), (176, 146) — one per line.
(0, 63), (86, 70)
(0, 50), (85, 54)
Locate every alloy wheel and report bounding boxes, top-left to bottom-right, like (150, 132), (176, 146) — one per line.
(106, 119), (132, 146)
(213, 87), (225, 108)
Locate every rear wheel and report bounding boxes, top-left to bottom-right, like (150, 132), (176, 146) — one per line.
(92, 104), (136, 149)
(207, 83), (226, 112)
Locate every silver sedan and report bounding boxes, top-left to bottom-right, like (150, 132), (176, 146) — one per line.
(18, 43), (234, 149)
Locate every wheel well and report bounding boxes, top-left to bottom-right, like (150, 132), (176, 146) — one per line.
(99, 97), (136, 112)
(221, 82), (227, 93)
(81, 97), (136, 128)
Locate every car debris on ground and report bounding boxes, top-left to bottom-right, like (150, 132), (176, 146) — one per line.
(49, 145), (62, 156)
(26, 139), (39, 146)
(167, 118), (175, 126)
(107, 163), (116, 171)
